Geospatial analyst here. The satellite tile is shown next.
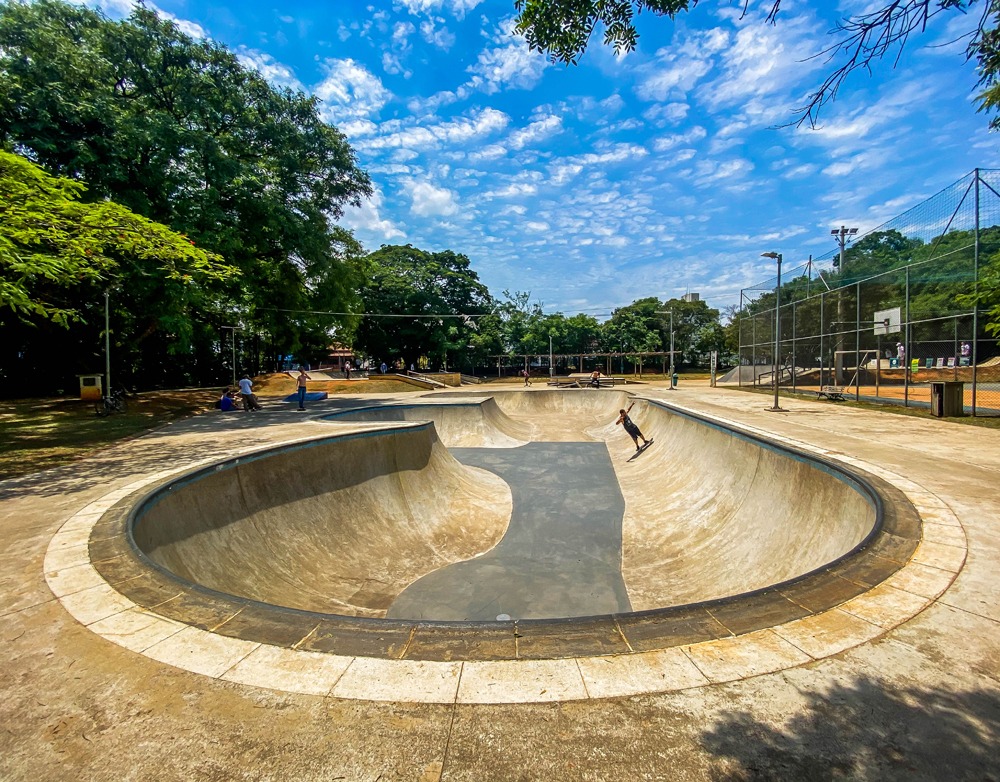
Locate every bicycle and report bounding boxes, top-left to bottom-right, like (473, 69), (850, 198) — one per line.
(95, 388), (129, 417)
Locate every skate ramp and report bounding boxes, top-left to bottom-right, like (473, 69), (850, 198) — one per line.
(323, 398), (532, 447)
(131, 424), (512, 617)
(424, 388), (631, 441)
(595, 400), (877, 607)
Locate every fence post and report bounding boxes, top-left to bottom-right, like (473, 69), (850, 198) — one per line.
(973, 168), (980, 415)
(855, 281), (861, 401)
(904, 266), (910, 407)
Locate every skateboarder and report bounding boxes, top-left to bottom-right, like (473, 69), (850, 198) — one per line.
(296, 368), (308, 410)
(616, 402), (650, 452)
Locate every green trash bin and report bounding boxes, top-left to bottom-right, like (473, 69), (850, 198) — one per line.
(930, 381), (964, 417)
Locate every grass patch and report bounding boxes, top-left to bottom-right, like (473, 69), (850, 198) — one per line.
(0, 392), (214, 480)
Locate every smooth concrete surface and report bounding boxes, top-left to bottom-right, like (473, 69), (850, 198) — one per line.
(388, 442), (630, 621)
(3, 384), (999, 779)
(133, 425), (512, 617)
(125, 390), (876, 624)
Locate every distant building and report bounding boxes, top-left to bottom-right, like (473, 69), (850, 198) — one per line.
(682, 292), (700, 303)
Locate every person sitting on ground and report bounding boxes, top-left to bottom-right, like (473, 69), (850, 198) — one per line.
(616, 402), (650, 452)
(219, 389), (239, 412)
(590, 369), (601, 388)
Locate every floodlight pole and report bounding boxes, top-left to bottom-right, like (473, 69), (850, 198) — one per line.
(654, 308), (676, 389)
(832, 225), (858, 268)
(669, 308), (675, 389)
(762, 252), (783, 411)
(104, 290), (111, 397)
(221, 326), (242, 387)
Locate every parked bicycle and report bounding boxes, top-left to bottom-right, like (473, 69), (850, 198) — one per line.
(95, 387), (129, 417)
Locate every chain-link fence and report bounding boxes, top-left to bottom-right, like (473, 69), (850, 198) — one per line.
(737, 169), (1000, 416)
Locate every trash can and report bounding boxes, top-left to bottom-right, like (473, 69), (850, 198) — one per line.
(671, 372), (678, 389)
(78, 373), (103, 401)
(930, 381), (964, 417)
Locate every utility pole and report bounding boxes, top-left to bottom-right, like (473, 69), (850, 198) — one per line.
(831, 227), (857, 384)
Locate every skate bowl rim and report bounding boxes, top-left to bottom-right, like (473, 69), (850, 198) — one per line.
(78, 400), (924, 663)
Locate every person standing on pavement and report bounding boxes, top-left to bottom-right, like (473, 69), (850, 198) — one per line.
(296, 368), (308, 411)
(238, 375), (261, 411)
(522, 368), (531, 386)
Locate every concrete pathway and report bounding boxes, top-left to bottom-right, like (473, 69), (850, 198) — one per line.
(2, 384), (999, 781)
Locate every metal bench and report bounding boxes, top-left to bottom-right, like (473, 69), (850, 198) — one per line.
(818, 385), (847, 401)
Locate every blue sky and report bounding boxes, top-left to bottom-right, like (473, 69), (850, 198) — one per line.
(82, 0), (997, 318)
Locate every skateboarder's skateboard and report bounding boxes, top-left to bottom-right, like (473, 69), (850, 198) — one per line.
(628, 438), (653, 461)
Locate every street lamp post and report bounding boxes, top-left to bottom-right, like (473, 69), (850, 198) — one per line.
(655, 308), (676, 389)
(104, 290), (111, 397)
(549, 333), (554, 378)
(669, 308), (675, 389)
(221, 326), (242, 387)
(761, 252), (784, 412)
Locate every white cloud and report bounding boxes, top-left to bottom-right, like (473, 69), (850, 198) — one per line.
(340, 185), (405, 242)
(469, 144), (508, 161)
(482, 182), (538, 199)
(652, 126), (707, 152)
(465, 17), (548, 94)
(395, 0), (483, 19)
(353, 108), (509, 153)
(314, 58), (392, 123)
(636, 57), (714, 102)
(236, 48), (303, 92)
(643, 103), (690, 127)
(420, 18), (456, 49)
(508, 114), (563, 149)
(407, 180), (460, 217)
(75, 0), (207, 38)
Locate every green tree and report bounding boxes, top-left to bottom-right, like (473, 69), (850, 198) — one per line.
(0, 0), (372, 382)
(0, 150), (231, 325)
(356, 245), (493, 369)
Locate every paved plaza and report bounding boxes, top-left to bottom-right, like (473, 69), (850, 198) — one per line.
(2, 382), (998, 781)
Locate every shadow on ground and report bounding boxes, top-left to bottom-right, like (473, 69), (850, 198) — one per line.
(0, 396), (413, 501)
(701, 675), (1000, 781)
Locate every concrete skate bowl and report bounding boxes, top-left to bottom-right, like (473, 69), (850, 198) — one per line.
(322, 397), (533, 447)
(93, 391), (922, 663)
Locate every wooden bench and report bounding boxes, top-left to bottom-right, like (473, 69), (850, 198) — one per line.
(818, 385), (847, 401)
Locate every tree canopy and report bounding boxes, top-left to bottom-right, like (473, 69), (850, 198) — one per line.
(0, 150), (231, 326)
(0, 0), (372, 390)
(356, 245), (493, 370)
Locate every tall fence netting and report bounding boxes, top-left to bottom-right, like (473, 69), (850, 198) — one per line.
(738, 169), (1000, 416)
